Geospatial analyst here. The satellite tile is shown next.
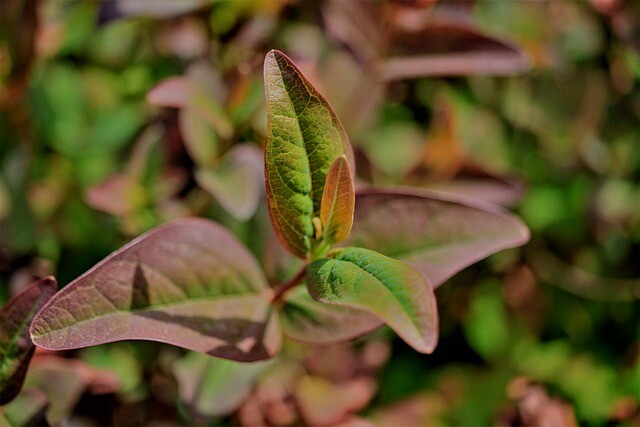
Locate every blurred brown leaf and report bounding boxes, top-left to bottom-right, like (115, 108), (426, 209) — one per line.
(295, 376), (377, 426)
(381, 20), (530, 80)
(506, 377), (578, 427)
(368, 392), (446, 427)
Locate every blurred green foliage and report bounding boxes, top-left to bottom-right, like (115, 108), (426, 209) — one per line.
(1, 0), (638, 425)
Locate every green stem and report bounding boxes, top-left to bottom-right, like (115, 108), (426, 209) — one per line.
(310, 239), (332, 261)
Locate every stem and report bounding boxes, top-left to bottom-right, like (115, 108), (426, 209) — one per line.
(310, 239), (332, 261)
(270, 265), (307, 303)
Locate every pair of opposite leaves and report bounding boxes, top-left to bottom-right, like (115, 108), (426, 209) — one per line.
(22, 51), (528, 365)
(263, 49), (437, 353)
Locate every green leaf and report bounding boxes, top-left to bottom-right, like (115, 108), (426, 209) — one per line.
(21, 356), (119, 425)
(263, 49), (354, 258)
(195, 144), (263, 221)
(307, 247), (438, 353)
(88, 104), (144, 155)
(0, 277), (57, 405)
(150, 69), (233, 167)
(173, 351), (271, 421)
(279, 287), (382, 345)
(2, 388), (49, 427)
(347, 188), (530, 288)
(79, 343), (143, 396)
(30, 218), (281, 362)
(320, 155), (355, 245)
(179, 108), (219, 166)
(462, 281), (510, 361)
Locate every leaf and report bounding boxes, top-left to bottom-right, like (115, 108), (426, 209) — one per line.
(1, 388), (49, 427)
(263, 49), (354, 258)
(146, 76), (190, 108)
(320, 155), (355, 244)
(101, 0), (214, 20)
(380, 20), (530, 80)
(364, 121), (426, 179)
(21, 356), (119, 425)
(173, 351), (271, 421)
(88, 104), (145, 155)
(279, 287), (382, 345)
(30, 218), (281, 362)
(368, 392), (446, 427)
(84, 173), (148, 216)
(179, 107), (220, 167)
(22, 358), (85, 425)
(150, 69), (233, 167)
(188, 84), (233, 142)
(0, 276), (57, 405)
(322, 0), (384, 64)
(195, 144), (264, 221)
(307, 247), (438, 354)
(347, 188), (530, 288)
(463, 281), (510, 361)
(236, 361), (303, 426)
(79, 343), (143, 395)
(295, 375), (377, 426)
(410, 163), (525, 207)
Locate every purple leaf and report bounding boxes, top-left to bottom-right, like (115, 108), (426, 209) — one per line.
(146, 76), (190, 108)
(408, 163), (526, 207)
(101, 0), (214, 20)
(279, 287), (383, 345)
(380, 20), (530, 80)
(30, 218), (281, 362)
(0, 276), (57, 405)
(346, 188), (530, 288)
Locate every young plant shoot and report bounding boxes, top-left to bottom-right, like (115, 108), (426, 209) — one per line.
(1, 51), (529, 408)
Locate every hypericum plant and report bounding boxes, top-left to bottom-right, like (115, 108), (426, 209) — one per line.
(1, 50), (528, 404)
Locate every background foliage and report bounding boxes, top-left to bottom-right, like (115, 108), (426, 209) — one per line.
(1, 0), (638, 425)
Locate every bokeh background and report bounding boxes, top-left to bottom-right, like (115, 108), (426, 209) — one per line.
(1, 0), (638, 425)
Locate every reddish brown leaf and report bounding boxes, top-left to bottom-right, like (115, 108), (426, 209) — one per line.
(146, 76), (190, 108)
(295, 376), (377, 426)
(347, 188), (530, 288)
(30, 218), (281, 362)
(280, 287), (382, 346)
(0, 277), (57, 405)
(381, 20), (530, 79)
